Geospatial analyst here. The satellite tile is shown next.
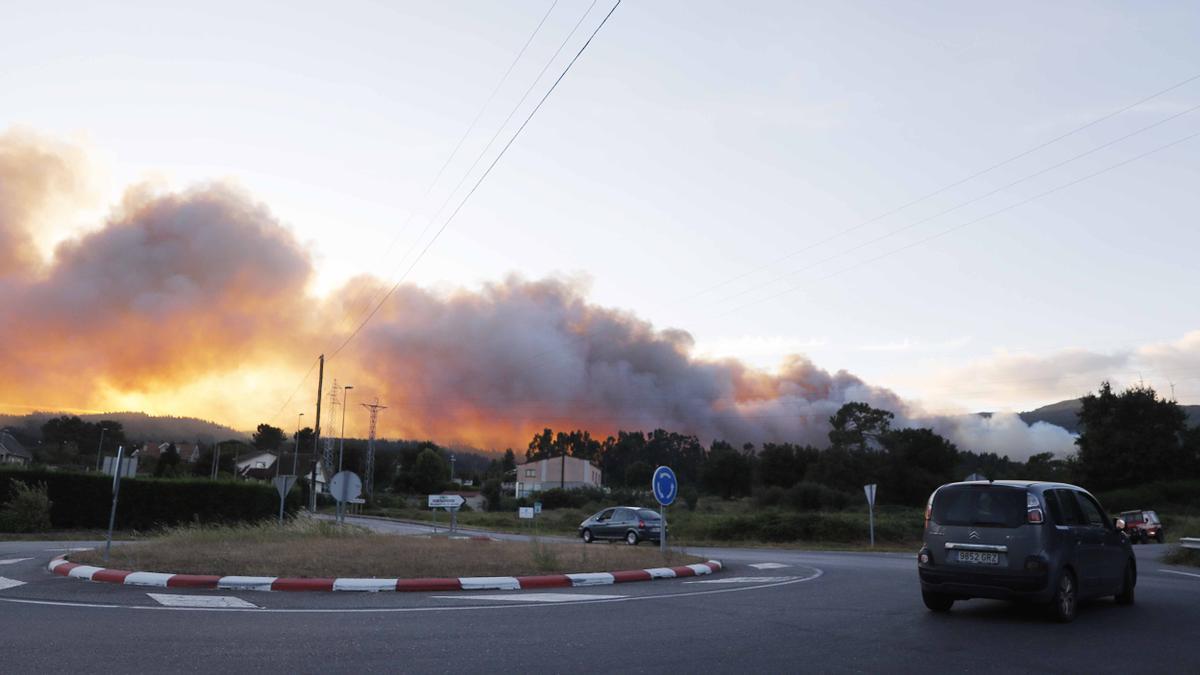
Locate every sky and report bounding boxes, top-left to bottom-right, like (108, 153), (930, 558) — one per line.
(2, 1), (1198, 453)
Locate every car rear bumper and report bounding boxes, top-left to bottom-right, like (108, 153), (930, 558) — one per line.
(919, 566), (1052, 602)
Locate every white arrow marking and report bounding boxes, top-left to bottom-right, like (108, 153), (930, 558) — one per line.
(0, 577), (27, 591)
(0, 558), (33, 566)
(147, 594), (259, 609)
(749, 563), (790, 570)
(434, 593), (626, 603)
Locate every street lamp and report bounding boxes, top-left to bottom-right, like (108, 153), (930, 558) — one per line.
(338, 385), (353, 472)
(292, 412), (304, 475)
(450, 453), (456, 483)
(94, 426), (108, 472)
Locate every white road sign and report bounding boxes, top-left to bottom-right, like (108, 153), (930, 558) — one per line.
(329, 471), (362, 504)
(518, 506), (535, 519)
(864, 483), (877, 507)
(428, 494), (466, 509)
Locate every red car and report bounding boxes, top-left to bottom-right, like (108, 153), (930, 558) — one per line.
(1120, 510), (1165, 544)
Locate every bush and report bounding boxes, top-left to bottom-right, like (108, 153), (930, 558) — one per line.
(785, 482), (854, 511)
(0, 481), (53, 532)
(755, 486), (786, 508)
(683, 509), (921, 544)
(0, 468), (301, 531)
(1096, 480), (1200, 515)
(682, 485), (699, 511)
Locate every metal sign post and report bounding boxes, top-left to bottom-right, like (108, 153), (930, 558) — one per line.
(652, 466), (677, 553)
(329, 471), (362, 525)
(104, 446), (125, 563)
(273, 475), (298, 526)
(428, 495), (466, 533)
(864, 483), (877, 548)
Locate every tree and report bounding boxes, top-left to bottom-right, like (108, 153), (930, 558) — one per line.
(155, 443), (182, 478)
(1076, 382), (1189, 490)
(501, 449), (517, 475)
(252, 424), (286, 452)
(703, 441), (753, 499)
(412, 449), (450, 495)
(625, 461), (653, 489)
(828, 402), (894, 453)
(481, 478), (503, 511)
(878, 428), (958, 506)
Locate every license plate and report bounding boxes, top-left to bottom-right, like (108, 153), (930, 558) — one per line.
(956, 551), (999, 565)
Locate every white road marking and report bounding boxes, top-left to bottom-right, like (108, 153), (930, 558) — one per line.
(0, 577), (26, 591)
(434, 593), (626, 603)
(148, 594), (259, 609)
(749, 563), (789, 570)
(45, 547), (93, 552)
(1163, 569), (1200, 579)
(684, 576), (799, 584)
(0, 558), (33, 565)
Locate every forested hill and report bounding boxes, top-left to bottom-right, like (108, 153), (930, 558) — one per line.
(0, 411), (246, 443)
(1015, 399), (1200, 434)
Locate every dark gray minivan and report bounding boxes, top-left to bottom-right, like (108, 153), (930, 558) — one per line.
(918, 481), (1135, 622)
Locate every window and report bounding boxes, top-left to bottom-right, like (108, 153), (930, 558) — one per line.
(614, 508), (632, 522)
(524, 469), (536, 478)
(930, 485), (1026, 527)
(1073, 492), (1107, 527)
(596, 509), (614, 522)
(1049, 490), (1085, 526)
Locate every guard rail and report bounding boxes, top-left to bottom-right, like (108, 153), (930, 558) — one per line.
(1182, 537), (1200, 550)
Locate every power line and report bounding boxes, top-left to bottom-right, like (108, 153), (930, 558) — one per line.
(721, 129), (1200, 316)
(708, 100), (1200, 309)
(336, 0), (562, 334)
(676, 70), (1200, 306)
(335, 0), (599, 341)
(329, 0), (622, 361)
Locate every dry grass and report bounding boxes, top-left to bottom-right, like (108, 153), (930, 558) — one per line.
(69, 519), (703, 578)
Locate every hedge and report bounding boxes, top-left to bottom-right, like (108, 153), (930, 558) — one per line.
(683, 509), (922, 544)
(0, 468), (302, 531)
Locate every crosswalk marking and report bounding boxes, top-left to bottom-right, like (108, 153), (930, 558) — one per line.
(0, 577), (27, 591)
(0, 558), (33, 566)
(435, 593), (625, 603)
(147, 593), (259, 609)
(749, 563), (789, 570)
(684, 576), (798, 584)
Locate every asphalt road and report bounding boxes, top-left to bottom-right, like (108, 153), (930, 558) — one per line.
(1, 534), (1197, 674)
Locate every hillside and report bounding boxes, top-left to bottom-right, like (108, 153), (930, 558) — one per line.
(0, 411), (247, 443)
(1017, 399), (1200, 434)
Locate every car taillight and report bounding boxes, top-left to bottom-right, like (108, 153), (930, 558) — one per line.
(1026, 492), (1044, 524)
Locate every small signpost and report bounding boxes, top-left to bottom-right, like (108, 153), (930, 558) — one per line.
(533, 501), (542, 515)
(104, 446), (125, 563)
(273, 475), (298, 526)
(518, 506), (535, 519)
(429, 494), (465, 532)
(864, 483), (877, 548)
(329, 471), (362, 525)
(652, 466), (677, 553)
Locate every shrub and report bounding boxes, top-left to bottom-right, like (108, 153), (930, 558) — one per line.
(755, 486), (786, 508)
(785, 482), (853, 511)
(0, 467), (301, 530)
(0, 481), (53, 532)
(682, 485), (699, 511)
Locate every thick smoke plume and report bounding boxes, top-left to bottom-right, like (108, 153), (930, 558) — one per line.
(1, 131), (1081, 458)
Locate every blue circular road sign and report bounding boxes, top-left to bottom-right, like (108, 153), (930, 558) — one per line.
(652, 466), (677, 506)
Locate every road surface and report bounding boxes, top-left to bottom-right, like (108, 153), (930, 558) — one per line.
(0, 534), (1196, 673)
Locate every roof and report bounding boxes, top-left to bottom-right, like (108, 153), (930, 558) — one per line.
(0, 432), (33, 460)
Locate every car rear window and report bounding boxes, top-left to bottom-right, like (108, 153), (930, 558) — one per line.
(1122, 511), (1144, 523)
(931, 485), (1027, 528)
(636, 509), (661, 520)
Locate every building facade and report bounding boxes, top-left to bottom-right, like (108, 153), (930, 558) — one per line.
(515, 455), (602, 497)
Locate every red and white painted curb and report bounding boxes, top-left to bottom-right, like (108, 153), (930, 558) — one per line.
(48, 556), (723, 592)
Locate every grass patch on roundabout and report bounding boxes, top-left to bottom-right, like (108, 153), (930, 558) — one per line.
(68, 518), (704, 578)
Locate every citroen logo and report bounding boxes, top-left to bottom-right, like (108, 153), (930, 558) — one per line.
(969, 530), (981, 540)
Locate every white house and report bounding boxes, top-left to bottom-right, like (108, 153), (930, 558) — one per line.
(515, 455), (602, 497)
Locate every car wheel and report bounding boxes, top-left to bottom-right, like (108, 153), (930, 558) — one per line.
(1115, 562), (1135, 606)
(625, 530), (639, 546)
(921, 591), (954, 613)
(581, 529), (593, 544)
(1156, 531), (1165, 544)
(1050, 570), (1077, 623)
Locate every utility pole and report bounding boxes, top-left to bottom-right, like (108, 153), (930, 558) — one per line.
(94, 426), (108, 472)
(360, 400), (387, 500)
(338, 384), (353, 472)
(211, 440), (220, 479)
(309, 355), (324, 511)
(561, 450), (565, 490)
